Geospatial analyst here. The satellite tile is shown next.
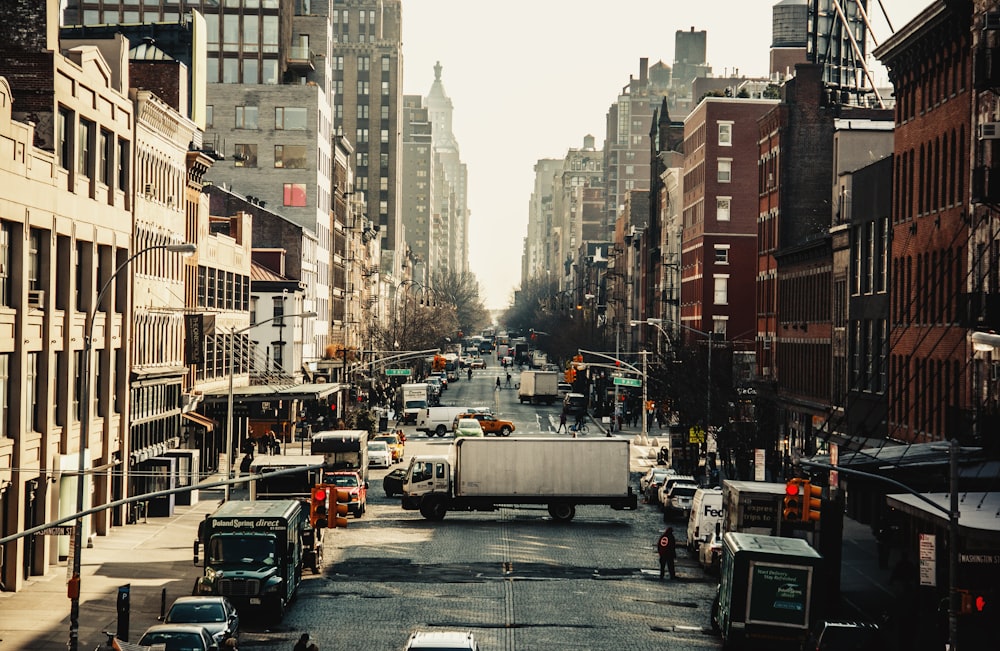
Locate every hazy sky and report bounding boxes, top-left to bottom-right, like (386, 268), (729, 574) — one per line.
(401, 0), (923, 311)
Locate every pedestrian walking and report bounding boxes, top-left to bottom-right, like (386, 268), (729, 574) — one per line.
(496, 376), (501, 390)
(657, 527), (677, 580)
(293, 633), (311, 651)
(557, 410), (567, 433)
(505, 372), (512, 388)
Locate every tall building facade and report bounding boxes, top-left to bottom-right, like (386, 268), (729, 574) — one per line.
(424, 62), (469, 277)
(331, 0), (404, 276)
(604, 58), (670, 236)
(401, 94), (435, 279)
(65, 0), (333, 362)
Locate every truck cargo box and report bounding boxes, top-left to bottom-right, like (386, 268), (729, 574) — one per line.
(454, 437), (631, 498)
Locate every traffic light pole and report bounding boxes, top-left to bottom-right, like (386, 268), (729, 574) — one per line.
(801, 450), (960, 651)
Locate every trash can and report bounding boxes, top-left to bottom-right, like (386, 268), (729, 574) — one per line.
(378, 416), (389, 432)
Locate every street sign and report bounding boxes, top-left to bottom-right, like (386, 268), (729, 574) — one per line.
(385, 368), (411, 377)
(37, 526), (75, 536)
(613, 377), (641, 387)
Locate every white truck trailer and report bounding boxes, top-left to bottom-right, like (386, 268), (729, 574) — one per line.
(517, 370), (559, 405)
(400, 437), (638, 521)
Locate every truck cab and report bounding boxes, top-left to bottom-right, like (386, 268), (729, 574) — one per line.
(402, 456), (452, 518)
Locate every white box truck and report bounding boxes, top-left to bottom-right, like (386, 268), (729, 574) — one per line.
(517, 370), (559, 405)
(397, 383), (430, 424)
(721, 480), (789, 536)
(400, 437), (638, 521)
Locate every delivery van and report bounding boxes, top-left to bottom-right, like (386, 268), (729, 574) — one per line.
(687, 487), (724, 553)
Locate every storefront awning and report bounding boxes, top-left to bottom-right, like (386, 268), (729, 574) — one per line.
(199, 382), (346, 403)
(182, 411), (217, 431)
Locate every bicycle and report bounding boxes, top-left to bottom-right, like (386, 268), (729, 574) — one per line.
(570, 421), (589, 435)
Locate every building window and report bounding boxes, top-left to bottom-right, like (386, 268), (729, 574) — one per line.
(283, 183), (307, 207)
(206, 105), (214, 128)
(0, 353), (8, 439)
(380, 129), (389, 143)
(717, 159), (732, 183)
(712, 317), (727, 338)
(0, 221), (10, 307)
(234, 144), (258, 168)
(99, 130), (113, 185)
(716, 197), (731, 221)
(714, 246), (729, 264)
(118, 138), (129, 193)
(713, 275), (729, 305)
(236, 105), (259, 129)
(274, 144), (307, 168)
(275, 107), (308, 130)
(718, 122), (733, 146)
(357, 56), (370, 71)
(57, 108), (72, 171)
(78, 119), (94, 177)
(357, 80), (370, 95)
(27, 352), (40, 432)
(273, 296), (285, 326)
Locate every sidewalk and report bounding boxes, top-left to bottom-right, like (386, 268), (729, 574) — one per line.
(0, 488), (224, 651)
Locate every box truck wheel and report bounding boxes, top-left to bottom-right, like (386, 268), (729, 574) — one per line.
(419, 497), (447, 521)
(547, 503), (575, 521)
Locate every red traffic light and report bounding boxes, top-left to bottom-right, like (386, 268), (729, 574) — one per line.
(312, 487), (327, 501)
(786, 482), (801, 496)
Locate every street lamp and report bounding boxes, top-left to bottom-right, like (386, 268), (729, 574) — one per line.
(631, 318), (715, 449)
(69, 242), (196, 651)
(225, 310), (317, 501)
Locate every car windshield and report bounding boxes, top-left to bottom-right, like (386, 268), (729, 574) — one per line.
(374, 436), (395, 444)
(369, 442), (389, 451)
(329, 474), (359, 487)
(207, 535), (276, 566)
(167, 602), (226, 623)
(671, 486), (698, 497)
(139, 631), (206, 651)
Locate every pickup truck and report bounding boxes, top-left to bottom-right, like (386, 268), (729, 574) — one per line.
(453, 412), (514, 437)
(321, 470), (368, 517)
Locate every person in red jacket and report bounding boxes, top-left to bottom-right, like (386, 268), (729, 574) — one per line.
(657, 527), (677, 580)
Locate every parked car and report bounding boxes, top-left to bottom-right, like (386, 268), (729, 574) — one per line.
(324, 470), (368, 517)
(383, 468), (407, 497)
(138, 624), (217, 651)
(664, 482), (699, 518)
(434, 372), (448, 390)
(163, 596), (239, 646)
(639, 466), (674, 494)
(452, 412), (514, 437)
(367, 441), (392, 469)
(697, 528), (723, 574)
(405, 630), (480, 650)
(802, 620), (882, 650)
(373, 432), (404, 462)
(453, 418), (485, 438)
(658, 475), (696, 510)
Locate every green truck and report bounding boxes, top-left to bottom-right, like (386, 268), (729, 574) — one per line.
(713, 532), (824, 650)
(194, 500), (313, 622)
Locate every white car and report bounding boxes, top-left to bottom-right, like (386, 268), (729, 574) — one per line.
(405, 630), (480, 650)
(658, 475), (696, 510)
(367, 441), (392, 468)
(665, 482), (699, 517)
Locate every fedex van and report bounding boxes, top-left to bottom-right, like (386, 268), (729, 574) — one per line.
(687, 487), (723, 553)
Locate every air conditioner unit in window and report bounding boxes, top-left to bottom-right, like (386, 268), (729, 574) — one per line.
(978, 122), (1000, 140)
(27, 289), (45, 307)
(144, 183), (155, 195)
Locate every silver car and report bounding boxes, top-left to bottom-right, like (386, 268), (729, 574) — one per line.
(164, 596), (239, 645)
(138, 623), (218, 651)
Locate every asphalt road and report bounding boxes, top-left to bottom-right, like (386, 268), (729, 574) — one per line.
(236, 368), (724, 650)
